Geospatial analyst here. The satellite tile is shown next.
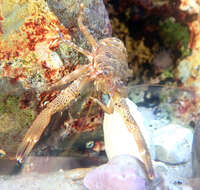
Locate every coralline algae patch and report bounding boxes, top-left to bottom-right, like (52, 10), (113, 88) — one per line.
(0, 0), (70, 90)
(177, 0), (200, 98)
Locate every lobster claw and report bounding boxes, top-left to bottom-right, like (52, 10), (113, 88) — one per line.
(16, 138), (37, 163)
(16, 109), (52, 163)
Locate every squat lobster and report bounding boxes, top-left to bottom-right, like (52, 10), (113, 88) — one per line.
(16, 3), (155, 180)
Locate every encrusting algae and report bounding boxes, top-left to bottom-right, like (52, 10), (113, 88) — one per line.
(178, 0), (200, 97)
(0, 0), (71, 90)
(0, 94), (36, 157)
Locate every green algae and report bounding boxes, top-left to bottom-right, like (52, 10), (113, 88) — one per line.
(161, 66), (174, 79)
(159, 18), (190, 56)
(0, 94), (36, 130)
(0, 94), (36, 154)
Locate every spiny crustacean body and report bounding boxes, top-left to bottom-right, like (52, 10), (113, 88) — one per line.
(16, 77), (91, 162)
(16, 3), (154, 180)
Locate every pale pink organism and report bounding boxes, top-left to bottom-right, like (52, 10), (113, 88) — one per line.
(84, 155), (151, 190)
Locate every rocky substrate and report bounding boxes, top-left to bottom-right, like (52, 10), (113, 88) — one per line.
(0, 97), (198, 190)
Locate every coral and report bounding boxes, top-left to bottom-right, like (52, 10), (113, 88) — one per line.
(127, 38), (154, 65)
(110, 15), (155, 66)
(110, 18), (129, 40)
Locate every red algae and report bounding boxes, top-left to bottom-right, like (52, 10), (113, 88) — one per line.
(0, 0), (71, 89)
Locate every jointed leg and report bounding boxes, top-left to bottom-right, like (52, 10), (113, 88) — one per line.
(58, 30), (92, 60)
(91, 95), (155, 179)
(78, 3), (97, 50)
(16, 77), (91, 163)
(47, 64), (90, 91)
(127, 119), (154, 180)
(113, 97), (155, 180)
(16, 108), (52, 163)
(90, 97), (114, 114)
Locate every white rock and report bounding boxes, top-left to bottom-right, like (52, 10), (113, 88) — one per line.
(48, 52), (63, 69)
(103, 98), (154, 163)
(180, 185), (193, 190)
(153, 160), (192, 186)
(154, 124), (193, 164)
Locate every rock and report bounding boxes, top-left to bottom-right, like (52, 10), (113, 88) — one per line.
(154, 124), (193, 164)
(192, 119), (200, 177)
(47, 0), (112, 39)
(21, 156), (102, 174)
(153, 160), (192, 189)
(186, 178), (200, 190)
(180, 185), (193, 190)
(84, 155), (151, 190)
(0, 169), (87, 190)
(103, 98), (154, 162)
(0, 156), (102, 190)
(152, 50), (173, 72)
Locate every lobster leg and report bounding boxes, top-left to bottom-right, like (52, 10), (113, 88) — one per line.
(92, 95), (155, 180)
(16, 77), (92, 163)
(90, 97), (114, 114)
(59, 34), (92, 59)
(47, 64), (90, 91)
(78, 3), (97, 50)
(16, 108), (52, 163)
(60, 3), (97, 60)
(113, 96), (155, 180)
